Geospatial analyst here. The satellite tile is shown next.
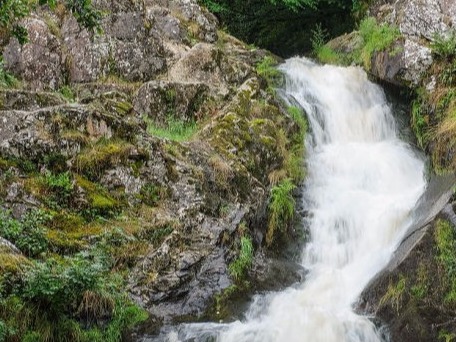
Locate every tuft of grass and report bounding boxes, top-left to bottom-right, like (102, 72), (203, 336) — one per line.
(146, 116), (198, 142)
(256, 56), (283, 90)
(411, 98), (430, 148)
(435, 219), (456, 303)
(266, 179), (296, 245)
(74, 139), (133, 179)
(431, 31), (456, 60)
(356, 17), (400, 69)
(228, 236), (253, 281)
(379, 275), (406, 313)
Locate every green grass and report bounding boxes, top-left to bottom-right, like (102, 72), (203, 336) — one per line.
(284, 106), (307, 183)
(411, 98), (429, 148)
(256, 56), (282, 90)
(228, 236), (254, 281)
(266, 179), (296, 245)
(356, 17), (400, 69)
(74, 139), (133, 179)
(147, 116), (198, 142)
(379, 275), (406, 313)
(431, 31), (456, 60)
(435, 219), (456, 303)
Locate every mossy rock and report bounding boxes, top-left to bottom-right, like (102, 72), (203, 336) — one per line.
(74, 139), (134, 179)
(75, 175), (122, 217)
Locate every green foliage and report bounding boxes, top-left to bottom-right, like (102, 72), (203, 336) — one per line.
(63, 0), (103, 33)
(431, 31), (456, 60)
(256, 56), (282, 91)
(285, 106), (307, 182)
(43, 171), (74, 208)
(0, 210), (50, 257)
(21, 256), (103, 314)
(0, 250), (148, 341)
(435, 219), (456, 303)
(267, 179), (296, 245)
(0, 0), (30, 44)
(58, 85), (76, 102)
(379, 275), (406, 313)
(311, 23), (328, 53)
(146, 116), (198, 142)
(0, 58), (19, 88)
(228, 236), (254, 281)
(356, 17), (400, 69)
(439, 330), (456, 342)
(75, 139), (133, 179)
(139, 183), (162, 206)
(411, 98), (429, 148)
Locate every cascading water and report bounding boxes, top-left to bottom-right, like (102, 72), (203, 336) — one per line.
(154, 57), (427, 342)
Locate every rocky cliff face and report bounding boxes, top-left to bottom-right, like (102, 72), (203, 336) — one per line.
(326, 0), (456, 340)
(0, 0), (305, 339)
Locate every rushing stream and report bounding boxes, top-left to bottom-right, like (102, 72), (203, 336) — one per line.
(152, 57), (427, 342)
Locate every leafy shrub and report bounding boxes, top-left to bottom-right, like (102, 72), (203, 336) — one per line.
(21, 256), (103, 314)
(43, 171), (74, 207)
(0, 210), (50, 257)
(229, 236), (254, 281)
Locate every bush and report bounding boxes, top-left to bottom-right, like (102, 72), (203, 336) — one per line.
(0, 210), (50, 257)
(43, 171), (74, 207)
(21, 256), (104, 314)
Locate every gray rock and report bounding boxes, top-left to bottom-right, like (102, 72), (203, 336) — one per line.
(402, 39), (433, 85)
(4, 17), (63, 90)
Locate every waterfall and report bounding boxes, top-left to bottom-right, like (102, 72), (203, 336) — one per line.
(154, 57), (427, 342)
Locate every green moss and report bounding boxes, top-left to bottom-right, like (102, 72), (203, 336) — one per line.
(75, 176), (121, 218)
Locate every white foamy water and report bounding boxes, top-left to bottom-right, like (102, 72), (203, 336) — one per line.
(159, 57), (427, 342)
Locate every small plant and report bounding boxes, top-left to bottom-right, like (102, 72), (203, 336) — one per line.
(58, 85), (75, 102)
(411, 98), (429, 148)
(43, 171), (74, 206)
(228, 236), (253, 281)
(311, 23), (327, 52)
(435, 219), (456, 303)
(0, 57), (19, 88)
(146, 116), (198, 142)
(266, 179), (296, 245)
(256, 56), (283, 90)
(356, 17), (400, 69)
(431, 31), (456, 60)
(379, 275), (406, 313)
(139, 183), (162, 206)
(0, 210), (50, 257)
(74, 139), (133, 179)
